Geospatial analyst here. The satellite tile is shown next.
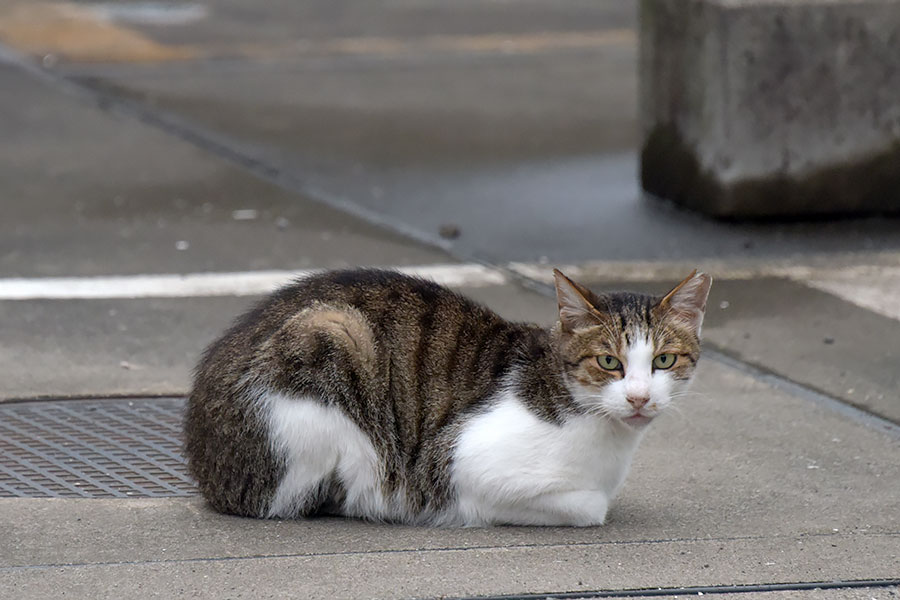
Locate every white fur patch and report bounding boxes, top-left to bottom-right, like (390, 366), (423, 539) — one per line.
(260, 390), (398, 519)
(570, 337), (679, 422)
(450, 387), (643, 526)
(623, 338), (654, 400)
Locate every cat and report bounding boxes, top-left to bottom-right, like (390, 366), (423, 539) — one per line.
(184, 268), (711, 527)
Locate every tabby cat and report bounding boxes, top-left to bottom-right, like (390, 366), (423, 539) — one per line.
(184, 268), (711, 526)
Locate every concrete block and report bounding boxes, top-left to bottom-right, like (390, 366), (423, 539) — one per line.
(640, 0), (900, 218)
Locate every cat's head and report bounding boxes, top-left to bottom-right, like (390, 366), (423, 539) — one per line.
(552, 269), (712, 428)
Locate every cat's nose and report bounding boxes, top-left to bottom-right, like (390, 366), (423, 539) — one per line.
(626, 395), (649, 410)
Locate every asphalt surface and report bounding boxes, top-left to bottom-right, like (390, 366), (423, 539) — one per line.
(1, 1), (899, 599)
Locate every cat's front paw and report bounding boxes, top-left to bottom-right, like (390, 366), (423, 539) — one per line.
(517, 489), (609, 527)
(553, 490), (609, 526)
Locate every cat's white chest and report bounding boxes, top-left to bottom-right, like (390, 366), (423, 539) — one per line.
(450, 389), (643, 526)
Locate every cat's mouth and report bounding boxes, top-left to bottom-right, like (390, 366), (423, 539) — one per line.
(622, 414), (653, 427)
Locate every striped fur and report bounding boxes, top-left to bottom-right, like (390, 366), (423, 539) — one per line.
(184, 269), (710, 525)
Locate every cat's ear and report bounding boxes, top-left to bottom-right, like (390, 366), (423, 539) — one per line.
(553, 269), (600, 332)
(657, 270), (712, 334)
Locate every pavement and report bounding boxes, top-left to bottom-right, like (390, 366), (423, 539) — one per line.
(1, 1), (899, 599)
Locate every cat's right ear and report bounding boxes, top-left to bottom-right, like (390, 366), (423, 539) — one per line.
(553, 269), (600, 332)
(657, 270), (712, 334)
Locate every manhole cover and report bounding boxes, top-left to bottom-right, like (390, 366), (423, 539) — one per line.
(0, 398), (196, 498)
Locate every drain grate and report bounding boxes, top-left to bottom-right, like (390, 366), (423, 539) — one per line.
(0, 398), (196, 498)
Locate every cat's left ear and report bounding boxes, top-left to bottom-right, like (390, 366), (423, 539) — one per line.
(657, 270), (712, 334)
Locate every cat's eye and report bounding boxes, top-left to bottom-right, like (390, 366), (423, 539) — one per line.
(653, 353), (677, 370)
(597, 355), (621, 370)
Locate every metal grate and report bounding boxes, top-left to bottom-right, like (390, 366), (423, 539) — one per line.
(0, 398), (196, 498)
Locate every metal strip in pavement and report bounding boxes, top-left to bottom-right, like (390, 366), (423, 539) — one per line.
(0, 264), (507, 300)
(0, 438), (98, 497)
(446, 578), (900, 599)
(61, 402), (186, 465)
(32, 404), (184, 495)
(1, 425), (136, 496)
(0, 462), (66, 497)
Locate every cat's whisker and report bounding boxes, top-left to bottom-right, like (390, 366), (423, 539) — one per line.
(668, 391), (708, 403)
(665, 403), (687, 419)
(584, 406), (614, 422)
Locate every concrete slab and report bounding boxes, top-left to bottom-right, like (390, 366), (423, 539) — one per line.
(0, 63), (446, 278)
(0, 296), (253, 399)
(640, 0), (900, 218)
(704, 278), (900, 423)
(3, 360), (898, 598)
(3, 535), (898, 600)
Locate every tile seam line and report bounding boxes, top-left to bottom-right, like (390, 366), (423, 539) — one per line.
(2, 42), (897, 438)
(704, 345), (900, 438)
(1, 531), (895, 572)
(439, 579), (900, 600)
(1, 393), (185, 404)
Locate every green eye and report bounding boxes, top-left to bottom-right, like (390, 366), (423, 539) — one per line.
(597, 355), (621, 370)
(653, 353), (677, 369)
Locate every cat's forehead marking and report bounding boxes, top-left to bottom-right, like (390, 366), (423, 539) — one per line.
(595, 292), (655, 350)
(621, 324), (649, 349)
(624, 337), (654, 369)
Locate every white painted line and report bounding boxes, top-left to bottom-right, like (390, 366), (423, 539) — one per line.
(509, 255), (900, 285)
(5, 259), (899, 324)
(0, 264), (508, 300)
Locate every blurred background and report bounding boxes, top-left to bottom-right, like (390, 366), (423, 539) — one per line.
(4, 0), (898, 275)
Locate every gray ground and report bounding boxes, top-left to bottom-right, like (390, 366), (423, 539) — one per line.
(1, 1), (898, 598)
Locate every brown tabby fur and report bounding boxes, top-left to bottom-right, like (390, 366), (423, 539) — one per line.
(184, 269), (704, 519)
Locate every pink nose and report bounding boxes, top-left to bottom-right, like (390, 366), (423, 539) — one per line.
(627, 395), (649, 410)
